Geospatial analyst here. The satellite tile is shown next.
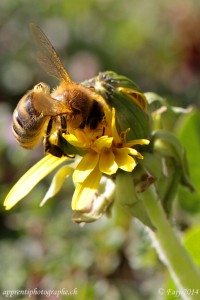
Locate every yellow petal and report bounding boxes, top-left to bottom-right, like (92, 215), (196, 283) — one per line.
(125, 139), (150, 148)
(4, 154), (68, 210)
(93, 135), (113, 150)
(99, 149), (118, 175)
(114, 148), (137, 172)
(111, 108), (121, 143)
(63, 132), (87, 148)
(63, 130), (91, 148)
(72, 177), (115, 223)
(73, 151), (99, 183)
(40, 165), (73, 207)
(72, 167), (102, 210)
(117, 87), (148, 111)
(63, 133), (79, 144)
(127, 147), (144, 159)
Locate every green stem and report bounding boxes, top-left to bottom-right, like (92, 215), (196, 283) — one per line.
(141, 186), (200, 300)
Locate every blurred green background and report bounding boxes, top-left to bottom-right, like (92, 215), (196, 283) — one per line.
(1, 0), (200, 299)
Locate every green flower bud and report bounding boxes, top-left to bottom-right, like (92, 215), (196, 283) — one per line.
(82, 71), (152, 141)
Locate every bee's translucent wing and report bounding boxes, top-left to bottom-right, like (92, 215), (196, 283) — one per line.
(32, 93), (72, 116)
(29, 23), (72, 83)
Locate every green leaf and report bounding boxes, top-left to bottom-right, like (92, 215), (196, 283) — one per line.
(176, 110), (200, 213)
(176, 110), (200, 193)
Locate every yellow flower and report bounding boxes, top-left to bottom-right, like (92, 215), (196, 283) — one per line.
(64, 108), (149, 210)
(4, 108), (149, 216)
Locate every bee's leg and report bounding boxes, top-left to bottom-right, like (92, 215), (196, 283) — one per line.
(44, 117), (64, 158)
(44, 138), (64, 157)
(44, 116), (75, 158)
(50, 115), (74, 158)
(60, 115), (67, 133)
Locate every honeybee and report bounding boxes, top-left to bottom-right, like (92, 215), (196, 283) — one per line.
(12, 23), (106, 157)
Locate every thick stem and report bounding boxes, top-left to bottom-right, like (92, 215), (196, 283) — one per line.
(141, 186), (200, 300)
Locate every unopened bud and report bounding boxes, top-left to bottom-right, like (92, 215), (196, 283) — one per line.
(82, 71), (152, 141)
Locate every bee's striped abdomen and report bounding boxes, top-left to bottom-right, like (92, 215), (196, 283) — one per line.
(12, 91), (47, 148)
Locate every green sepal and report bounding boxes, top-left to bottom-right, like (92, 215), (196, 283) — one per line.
(144, 92), (167, 115)
(151, 130), (195, 192)
(145, 92), (193, 131)
(115, 171), (155, 230)
(82, 71), (152, 141)
(139, 152), (181, 216)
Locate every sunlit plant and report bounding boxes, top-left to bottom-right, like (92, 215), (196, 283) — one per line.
(4, 24), (200, 299)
